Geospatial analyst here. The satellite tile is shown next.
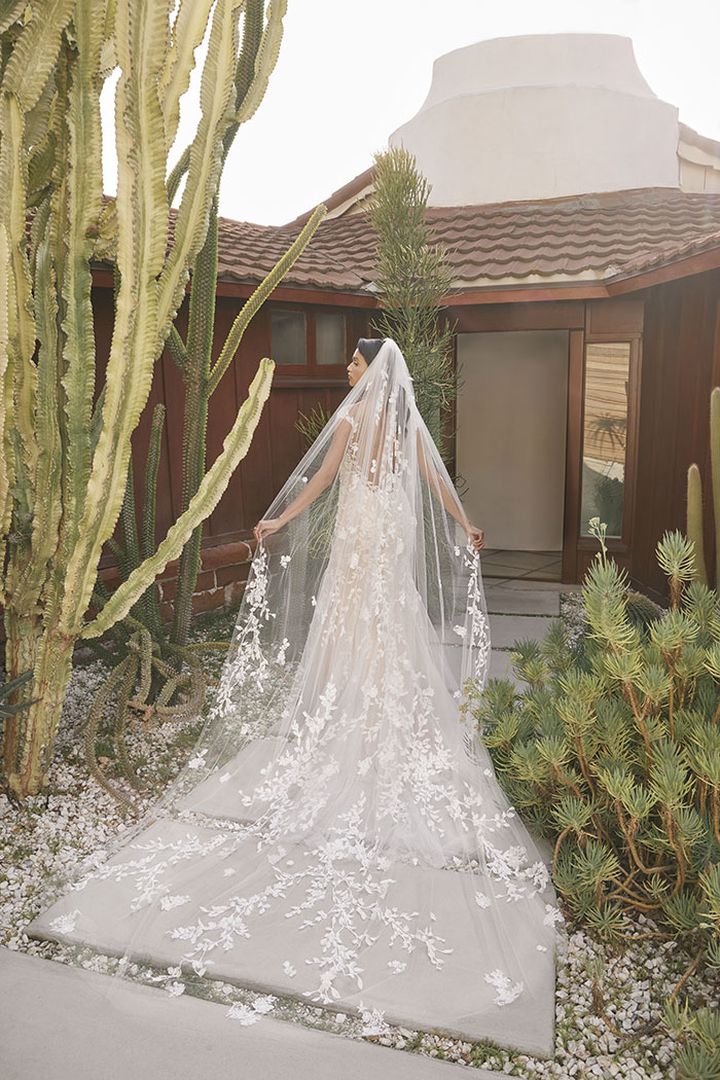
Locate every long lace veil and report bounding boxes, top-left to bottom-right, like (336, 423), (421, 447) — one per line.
(28, 337), (559, 1049)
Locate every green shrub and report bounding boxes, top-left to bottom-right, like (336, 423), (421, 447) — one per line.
(465, 518), (720, 980)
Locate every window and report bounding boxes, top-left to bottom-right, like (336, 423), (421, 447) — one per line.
(271, 310), (307, 365)
(269, 307), (350, 370)
(316, 312), (346, 366)
(579, 342), (631, 539)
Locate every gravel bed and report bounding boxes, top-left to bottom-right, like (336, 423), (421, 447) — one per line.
(1, 605), (718, 1079)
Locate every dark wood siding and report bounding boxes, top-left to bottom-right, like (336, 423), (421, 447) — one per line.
(99, 293), (369, 570)
(93, 271), (720, 604)
(631, 270), (720, 598)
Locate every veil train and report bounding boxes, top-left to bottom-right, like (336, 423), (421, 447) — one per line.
(27, 339), (561, 1054)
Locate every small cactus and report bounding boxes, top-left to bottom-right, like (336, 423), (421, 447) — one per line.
(686, 386), (720, 588)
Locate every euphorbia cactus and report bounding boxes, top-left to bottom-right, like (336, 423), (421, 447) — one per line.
(0, 1), (325, 799)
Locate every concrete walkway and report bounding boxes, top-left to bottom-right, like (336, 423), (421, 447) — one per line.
(9, 581), (567, 1080)
(0, 947), (507, 1080)
(483, 580), (577, 685)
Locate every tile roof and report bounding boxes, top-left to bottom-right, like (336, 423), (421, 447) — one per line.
(213, 187), (720, 295)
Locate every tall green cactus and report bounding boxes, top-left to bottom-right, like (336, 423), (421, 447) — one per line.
(107, 1), (323, 650)
(687, 386), (720, 589)
(0, 1), (326, 799)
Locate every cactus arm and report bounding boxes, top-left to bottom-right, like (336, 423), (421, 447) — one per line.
(119, 456), (141, 572)
(230, 0), (286, 127)
(711, 387), (720, 589)
(0, 2), (27, 34)
(687, 463), (708, 586)
(156, 0), (245, 342)
(142, 403), (166, 564)
(166, 323), (187, 370)
(163, 0), (266, 206)
(0, 0), (74, 587)
(58, 2), (104, 560)
(159, 0), (216, 153)
(19, 218), (63, 605)
(99, 0), (117, 65)
(166, 143), (190, 205)
(0, 224), (12, 584)
(170, 199), (219, 645)
(81, 357), (274, 638)
(0, 0), (73, 109)
(232, 0), (263, 109)
(207, 204), (326, 396)
(138, 401), (165, 635)
(0, 96), (38, 488)
(58, 0), (173, 636)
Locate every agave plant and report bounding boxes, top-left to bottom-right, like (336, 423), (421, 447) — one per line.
(465, 518), (720, 1001)
(0, 1), (325, 799)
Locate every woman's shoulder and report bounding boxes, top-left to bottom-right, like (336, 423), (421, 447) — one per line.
(339, 400), (365, 431)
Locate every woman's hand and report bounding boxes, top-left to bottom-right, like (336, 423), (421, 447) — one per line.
(253, 517), (285, 543)
(466, 524), (485, 552)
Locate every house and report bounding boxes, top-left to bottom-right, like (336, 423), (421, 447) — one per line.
(102, 32), (720, 610)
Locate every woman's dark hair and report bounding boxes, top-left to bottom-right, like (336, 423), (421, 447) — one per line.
(356, 337), (385, 364)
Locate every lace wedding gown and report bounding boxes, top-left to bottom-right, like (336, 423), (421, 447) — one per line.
(30, 340), (560, 1050)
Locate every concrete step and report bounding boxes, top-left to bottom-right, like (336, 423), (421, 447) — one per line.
(488, 613), (555, 649)
(1, 946), (509, 1080)
(483, 586), (561, 617)
(27, 817), (557, 1057)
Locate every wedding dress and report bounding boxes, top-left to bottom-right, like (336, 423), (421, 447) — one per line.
(29, 339), (560, 1050)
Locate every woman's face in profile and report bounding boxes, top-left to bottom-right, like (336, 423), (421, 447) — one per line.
(347, 349), (369, 388)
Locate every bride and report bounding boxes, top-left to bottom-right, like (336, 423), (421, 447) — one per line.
(31, 337), (560, 1046)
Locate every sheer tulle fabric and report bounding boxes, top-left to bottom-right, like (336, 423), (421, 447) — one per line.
(35, 339), (559, 1035)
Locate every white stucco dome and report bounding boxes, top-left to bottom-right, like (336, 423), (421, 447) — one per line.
(388, 34), (680, 205)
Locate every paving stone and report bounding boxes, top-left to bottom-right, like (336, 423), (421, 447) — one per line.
(488, 614), (555, 649)
(1, 946), (509, 1079)
(482, 586), (560, 616)
(26, 818), (557, 1058)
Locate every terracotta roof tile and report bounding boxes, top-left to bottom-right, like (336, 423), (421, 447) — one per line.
(213, 187), (720, 294)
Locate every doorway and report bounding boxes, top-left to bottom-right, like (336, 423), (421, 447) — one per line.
(455, 330), (569, 582)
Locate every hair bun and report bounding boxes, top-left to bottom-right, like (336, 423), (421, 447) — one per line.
(356, 338), (385, 364)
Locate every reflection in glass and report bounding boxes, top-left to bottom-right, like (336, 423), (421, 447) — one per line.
(316, 312), (346, 365)
(580, 342), (631, 538)
(270, 310), (307, 365)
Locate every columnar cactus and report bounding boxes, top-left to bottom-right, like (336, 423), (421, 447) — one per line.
(0, 1), (325, 799)
(687, 386), (720, 589)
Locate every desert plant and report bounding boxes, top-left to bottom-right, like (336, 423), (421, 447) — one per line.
(464, 517), (720, 999)
(366, 145), (458, 465)
(687, 385), (720, 589)
(0, 2), (325, 799)
(0, 670), (38, 728)
(662, 990), (720, 1079)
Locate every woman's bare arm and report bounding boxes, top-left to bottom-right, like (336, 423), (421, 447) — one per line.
(416, 430), (471, 530)
(254, 417), (353, 540)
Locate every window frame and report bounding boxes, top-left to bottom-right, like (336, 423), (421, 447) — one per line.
(577, 333), (642, 555)
(268, 303), (353, 376)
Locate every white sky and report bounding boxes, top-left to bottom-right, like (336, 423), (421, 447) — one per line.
(101, 0), (720, 227)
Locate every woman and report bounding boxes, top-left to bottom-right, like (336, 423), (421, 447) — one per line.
(253, 337), (486, 554)
(31, 338), (559, 1049)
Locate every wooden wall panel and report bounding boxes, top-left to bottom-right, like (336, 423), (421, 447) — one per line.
(89, 272), (720, 604)
(94, 290), (361, 570)
(631, 270), (720, 598)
